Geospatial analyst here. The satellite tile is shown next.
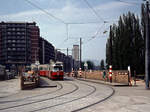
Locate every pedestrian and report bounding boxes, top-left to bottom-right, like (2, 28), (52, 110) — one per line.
(103, 70), (106, 81)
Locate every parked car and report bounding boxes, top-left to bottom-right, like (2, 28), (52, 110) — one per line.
(0, 65), (6, 80)
(6, 70), (15, 80)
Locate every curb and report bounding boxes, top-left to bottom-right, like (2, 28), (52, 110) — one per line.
(78, 78), (129, 87)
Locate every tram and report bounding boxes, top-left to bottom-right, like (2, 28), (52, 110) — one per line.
(38, 64), (50, 77)
(38, 62), (64, 80)
(50, 62), (64, 80)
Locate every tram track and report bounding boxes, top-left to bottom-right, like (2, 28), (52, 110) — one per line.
(0, 78), (115, 112)
(0, 81), (63, 104)
(71, 78), (115, 112)
(0, 81), (79, 111)
(30, 79), (114, 112)
(29, 80), (97, 112)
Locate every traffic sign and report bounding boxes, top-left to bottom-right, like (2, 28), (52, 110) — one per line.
(84, 62), (88, 67)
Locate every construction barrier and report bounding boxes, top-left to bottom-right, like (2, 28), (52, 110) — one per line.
(80, 70), (129, 85)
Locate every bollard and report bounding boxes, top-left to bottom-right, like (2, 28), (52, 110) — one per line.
(109, 65), (112, 83)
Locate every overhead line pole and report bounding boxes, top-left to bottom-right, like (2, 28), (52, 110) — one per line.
(80, 38), (82, 69)
(145, 0), (150, 89)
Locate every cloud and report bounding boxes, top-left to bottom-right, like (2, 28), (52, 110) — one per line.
(96, 1), (132, 11)
(0, 1), (131, 22)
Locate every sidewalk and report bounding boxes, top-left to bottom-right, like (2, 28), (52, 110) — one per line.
(79, 78), (150, 112)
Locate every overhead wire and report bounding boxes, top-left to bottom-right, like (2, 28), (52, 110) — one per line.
(115, 0), (141, 5)
(24, 0), (70, 48)
(83, 0), (105, 22)
(83, 23), (105, 45)
(24, 0), (117, 49)
(24, 0), (67, 24)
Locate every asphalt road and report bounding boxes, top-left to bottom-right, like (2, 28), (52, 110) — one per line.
(0, 77), (114, 112)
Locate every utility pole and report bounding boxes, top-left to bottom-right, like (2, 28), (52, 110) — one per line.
(42, 40), (45, 64)
(80, 38), (82, 69)
(67, 48), (68, 56)
(109, 25), (113, 83)
(145, 0), (150, 89)
(110, 25), (113, 65)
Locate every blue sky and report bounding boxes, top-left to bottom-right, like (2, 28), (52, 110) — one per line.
(0, 0), (142, 64)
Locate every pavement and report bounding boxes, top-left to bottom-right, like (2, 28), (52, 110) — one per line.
(39, 77), (57, 88)
(0, 76), (150, 112)
(0, 78), (20, 98)
(78, 77), (150, 112)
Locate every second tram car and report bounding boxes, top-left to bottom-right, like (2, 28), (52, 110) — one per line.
(38, 64), (50, 77)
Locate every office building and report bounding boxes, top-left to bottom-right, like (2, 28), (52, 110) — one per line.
(0, 21), (39, 67)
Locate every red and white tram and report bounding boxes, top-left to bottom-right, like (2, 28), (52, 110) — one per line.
(50, 62), (64, 80)
(38, 62), (64, 80)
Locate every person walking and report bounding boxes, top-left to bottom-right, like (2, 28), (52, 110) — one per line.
(103, 70), (106, 81)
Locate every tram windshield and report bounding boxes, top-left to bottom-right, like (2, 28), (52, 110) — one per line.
(53, 66), (63, 72)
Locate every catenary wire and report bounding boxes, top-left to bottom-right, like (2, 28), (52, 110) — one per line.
(24, 0), (67, 24)
(83, 0), (105, 22)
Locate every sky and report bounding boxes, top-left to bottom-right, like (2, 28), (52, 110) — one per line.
(0, 0), (142, 65)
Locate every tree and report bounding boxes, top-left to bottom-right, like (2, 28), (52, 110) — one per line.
(106, 11), (144, 74)
(87, 60), (95, 70)
(100, 59), (105, 70)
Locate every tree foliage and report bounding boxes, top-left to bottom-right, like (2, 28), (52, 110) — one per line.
(106, 12), (145, 74)
(87, 60), (95, 70)
(100, 59), (105, 70)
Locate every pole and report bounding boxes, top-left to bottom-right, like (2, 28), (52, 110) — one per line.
(42, 40), (45, 64)
(145, 0), (150, 89)
(67, 48), (68, 56)
(110, 25), (113, 65)
(80, 38), (82, 69)
(55, 49), (57, 62)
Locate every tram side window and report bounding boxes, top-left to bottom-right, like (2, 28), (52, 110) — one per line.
(39, 67), (43, 70)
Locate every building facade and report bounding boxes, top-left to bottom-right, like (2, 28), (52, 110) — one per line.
(72, 45), (79, 61)
(72, 45), (80, 70)
(0, 22), (39, 68)
(39, 37), (55, 64)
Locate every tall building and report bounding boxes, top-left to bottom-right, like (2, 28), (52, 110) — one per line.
(30, 23), (40, 63)
(72, 45), (80, 70)
(72, 45), (79, 61)
(0, 21), (40, 68)
(39, 37), (55, 64)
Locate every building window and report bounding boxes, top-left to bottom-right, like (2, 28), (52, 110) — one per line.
(12, 44), (15, 47)
(12, 48), (16, 50)
(8, 48), (11, 50)
(7, 32), (11, 34)
(12, 40), (16, 42)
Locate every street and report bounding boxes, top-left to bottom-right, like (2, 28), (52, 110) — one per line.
(0, 77), (114, 112)
(0, 77), (150, 112)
